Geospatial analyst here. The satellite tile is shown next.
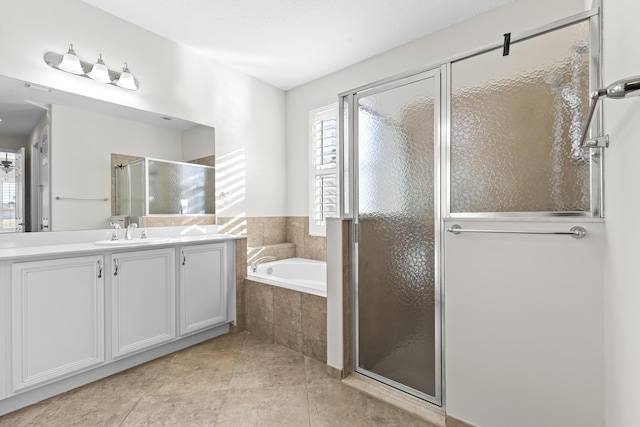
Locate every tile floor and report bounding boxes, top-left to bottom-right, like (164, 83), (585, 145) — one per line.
(0, 332), (436, 426)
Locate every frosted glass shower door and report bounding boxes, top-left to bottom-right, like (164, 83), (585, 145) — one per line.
(354, 70), (441, 403)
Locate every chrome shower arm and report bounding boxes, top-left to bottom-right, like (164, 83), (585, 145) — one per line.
(580, 90), (607, 148)
(579, 75), (640, 148)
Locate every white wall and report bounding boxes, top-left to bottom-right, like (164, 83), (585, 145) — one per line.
(50, 104), (182, 231)
(181, 125), (215, 162)
(0, 0), (286, 218)
(602, 1), (640, 426)
(0, 136), (28, 152)
(444, 220), (604, 427)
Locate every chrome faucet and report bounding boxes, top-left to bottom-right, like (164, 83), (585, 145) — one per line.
(109, 222), (121, 240)
(251, 256), (276, 272)
(125, 223), (138, 240)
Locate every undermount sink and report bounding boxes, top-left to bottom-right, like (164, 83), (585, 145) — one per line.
(94, 237), (173, 246)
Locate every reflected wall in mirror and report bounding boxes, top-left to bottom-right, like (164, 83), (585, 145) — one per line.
(0, 74), (215, 232)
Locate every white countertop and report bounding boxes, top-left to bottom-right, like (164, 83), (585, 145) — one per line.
(0, 227), (245, 261)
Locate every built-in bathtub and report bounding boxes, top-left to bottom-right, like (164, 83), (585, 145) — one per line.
(246, 257), (327, 298)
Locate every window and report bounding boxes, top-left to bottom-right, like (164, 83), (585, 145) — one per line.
(309, 104), (338, 236)
(1, 181), (16, 230)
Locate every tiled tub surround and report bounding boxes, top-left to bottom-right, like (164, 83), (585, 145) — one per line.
(244, 280), (328, 363)
(217, 216), (327, 262)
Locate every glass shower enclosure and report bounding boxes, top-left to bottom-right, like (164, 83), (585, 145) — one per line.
(348, 69), (442, 404)
(115, 158), (215, 225)
(342, 13), (597, 408)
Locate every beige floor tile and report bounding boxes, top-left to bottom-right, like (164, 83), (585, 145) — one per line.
(240, 334), (304, 361)
(56, 355), (174, 402)
(229, 355), (307, 389)
(304, 356), (340, 388)
(0, 333), (431, 427)
(0, 403), (49, 427)
(147, 352), (240, 395)
(177, 332), (247, 356)
(308, 382), (434, 427)
(230, 338), (307, 389)
(216, 386), (310, 427)
(170, 349), (240, 370)
(28, 395), (139, 427)
(121, 390), (226, 426)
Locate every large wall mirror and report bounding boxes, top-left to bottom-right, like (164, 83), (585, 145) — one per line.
(0, 75), (215, 233)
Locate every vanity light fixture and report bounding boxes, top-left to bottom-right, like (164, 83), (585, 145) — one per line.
(57, 44), (84, 75)
(44, 44), (139, 91)
(87, 54), (111, 83)
(116, 63), (137, 90)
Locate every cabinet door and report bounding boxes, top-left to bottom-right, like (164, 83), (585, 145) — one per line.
(179, 243), (227, 335)
(111, 248), (175, 359)
(12, 256), (105, 391)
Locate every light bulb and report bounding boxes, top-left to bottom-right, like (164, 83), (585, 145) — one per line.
(116, 63), (138, 90)
(58, 44), (84, 75)
(88, 54), (111, 83)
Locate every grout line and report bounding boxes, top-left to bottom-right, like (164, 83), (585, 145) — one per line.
(117, 395), (144, 427)
(304, 355), (313, 427)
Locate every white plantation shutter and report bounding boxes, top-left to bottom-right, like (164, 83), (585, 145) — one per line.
(1, 181), (16, 230)
(309, 104), (338, 236)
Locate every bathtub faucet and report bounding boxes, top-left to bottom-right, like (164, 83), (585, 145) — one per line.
(251, 256), (276, 272)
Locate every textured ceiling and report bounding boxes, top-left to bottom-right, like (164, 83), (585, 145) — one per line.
(82, 0), (517, 90)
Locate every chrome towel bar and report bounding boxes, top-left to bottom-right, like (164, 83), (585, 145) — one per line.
(447, 224), (587, 239)
(56, 196), (109, 201)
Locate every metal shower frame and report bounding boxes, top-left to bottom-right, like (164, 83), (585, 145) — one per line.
(338, 7), (602, 409)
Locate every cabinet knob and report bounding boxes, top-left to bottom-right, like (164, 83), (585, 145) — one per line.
(97, 260), (103, 278)
(114, 258), (120, 276)
(182, 251), (186, 266)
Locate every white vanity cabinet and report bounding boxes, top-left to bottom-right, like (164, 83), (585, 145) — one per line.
(179, 243), (227, 336)
(110, 248), (176, 359)
(1, 233), (240, 416)
(11, 255), (105, 392)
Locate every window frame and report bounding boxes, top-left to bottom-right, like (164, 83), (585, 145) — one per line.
(309, 103), (339, 236)
(1, 180), (17, 231)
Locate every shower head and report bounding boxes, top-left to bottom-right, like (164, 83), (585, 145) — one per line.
(580, 74), (640, 148)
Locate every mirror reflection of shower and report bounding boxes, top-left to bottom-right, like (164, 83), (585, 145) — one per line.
(114, 157), (215, 226)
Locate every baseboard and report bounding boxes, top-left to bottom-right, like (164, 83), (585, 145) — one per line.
(446, 414), (478, 427)
(326, 364), (343, 380)
(342, 372), (446, 426)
